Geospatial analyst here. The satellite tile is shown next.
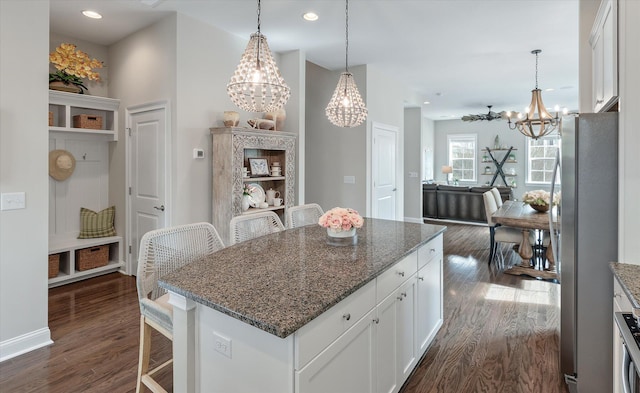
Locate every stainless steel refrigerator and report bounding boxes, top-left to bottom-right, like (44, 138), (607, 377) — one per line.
(551, 112), (618, 393)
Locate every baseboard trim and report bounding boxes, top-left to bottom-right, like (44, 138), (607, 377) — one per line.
(0, 327), (53, 362)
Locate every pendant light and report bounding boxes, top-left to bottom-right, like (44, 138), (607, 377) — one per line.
(325, 0), (367, 128)
(227, 0), (290, 113)
(506, 49), (561, 139)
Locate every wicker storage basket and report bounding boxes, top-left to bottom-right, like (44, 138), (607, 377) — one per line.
(73, 114), (103, 130)
(48, 254), (60, 278)
(48, 111), (54, 127)
(75, 245), (109, 271)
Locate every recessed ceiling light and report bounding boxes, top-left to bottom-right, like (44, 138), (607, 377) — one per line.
(545, 88), (555, 92)
(423, 101), (430, 105)
(82, 10), (102, 19)
(303, 12), (319, 21)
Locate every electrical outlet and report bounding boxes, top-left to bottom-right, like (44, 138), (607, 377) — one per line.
(344, 175), (355, 184)
(408, 172), (418, 178)
(213, 331), (231, 358)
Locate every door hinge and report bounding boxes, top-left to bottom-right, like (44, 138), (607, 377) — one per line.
(128, 187), (132, 195)
(129, 245), (132, 254)
(127, 127), (132, 136)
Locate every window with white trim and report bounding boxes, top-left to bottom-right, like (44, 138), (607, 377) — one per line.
(527, 137), (561, 184)
(447, 134), (477, 182)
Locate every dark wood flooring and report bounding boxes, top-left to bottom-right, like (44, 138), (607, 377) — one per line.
(0, 222), (567, 393)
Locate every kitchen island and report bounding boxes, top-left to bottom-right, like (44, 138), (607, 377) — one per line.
(160, 218), (446, 393)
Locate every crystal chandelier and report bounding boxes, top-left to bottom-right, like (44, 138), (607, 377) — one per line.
(506, 49), (560, 139)
(227, 0), (290, 113)
(325, 0), (367, 128)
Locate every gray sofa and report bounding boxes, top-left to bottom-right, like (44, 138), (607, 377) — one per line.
(422, 184), (512, 223)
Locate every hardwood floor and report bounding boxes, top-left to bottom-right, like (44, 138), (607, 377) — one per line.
(0, 222), (568, 393)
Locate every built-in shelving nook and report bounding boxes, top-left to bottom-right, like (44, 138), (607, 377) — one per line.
(48, 90), (123, 287)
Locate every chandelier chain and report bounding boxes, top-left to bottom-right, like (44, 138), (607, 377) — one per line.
(256, 0), (261, 34)
(535, 50), (539, 89)
(345, 0), (349, 72)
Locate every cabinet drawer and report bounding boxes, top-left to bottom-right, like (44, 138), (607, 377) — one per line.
(613, 276), (633, 312)
(418, 236), (443, 270)
(376, 252), (417, 303)
(295, 279), (376, 369)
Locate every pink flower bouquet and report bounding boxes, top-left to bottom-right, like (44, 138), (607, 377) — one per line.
(318, 207), (364, 232)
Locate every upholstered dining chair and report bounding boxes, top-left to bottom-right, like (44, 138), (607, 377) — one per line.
(490, 187), (504, 208)
(229, 211), (285, 245)
(285, 203), (324, 228)
(483, 190), (522, 266)
(136, 222), (225, 393)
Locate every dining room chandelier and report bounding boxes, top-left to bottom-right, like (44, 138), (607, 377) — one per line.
(227, 0), (290, 113)
(506, 49), (560, 140)
(325, 0), (368, 128)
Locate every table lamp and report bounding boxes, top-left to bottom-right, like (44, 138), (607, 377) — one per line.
(442, 165), (453, 185)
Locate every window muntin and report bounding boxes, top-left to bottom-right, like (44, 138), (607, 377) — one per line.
(447, 134), (477, 182)
(527, 137), (560, 184)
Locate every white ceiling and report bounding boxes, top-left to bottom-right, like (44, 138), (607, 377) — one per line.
(50, 0), (580, 120)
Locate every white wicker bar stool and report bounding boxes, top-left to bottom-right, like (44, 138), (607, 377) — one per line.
(229, 211), (285, 245)
(285, 203), (324, 228)
(136, 222), (225, 393)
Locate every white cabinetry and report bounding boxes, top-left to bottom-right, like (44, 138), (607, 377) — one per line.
(590, 0), (618, 112)
(48, 91), (123, 287)
(296, 308), (376, 393)
(613, 276), (633, 393)
(295, 236), (442, 393)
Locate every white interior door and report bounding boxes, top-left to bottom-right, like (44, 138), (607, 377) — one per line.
(372, 123), (398, 220)
(128, 103), (168, 275)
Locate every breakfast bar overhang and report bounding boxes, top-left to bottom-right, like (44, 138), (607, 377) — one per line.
(160, 219), (446, 393)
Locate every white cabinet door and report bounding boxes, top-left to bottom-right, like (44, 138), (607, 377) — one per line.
(416, 254), (443, 356)
(590, 0), (618, 112)
(296, 309), (375, 393)
(376, 292), (398, 393)
(375, 276), (417, 393)
(397, 277), (417, 384)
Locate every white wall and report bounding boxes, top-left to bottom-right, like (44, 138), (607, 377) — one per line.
(305, 62), (368, 214)
(404, 107), (422, 222)
(0, 0), (51, 361)
(422, 116), (435, 181)
(279, 51), (306, 204)
(108, 14), (178, 239)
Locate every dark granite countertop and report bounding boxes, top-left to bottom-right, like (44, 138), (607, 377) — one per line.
(610, 262), (640, 312)
(159, 218), (446, 338)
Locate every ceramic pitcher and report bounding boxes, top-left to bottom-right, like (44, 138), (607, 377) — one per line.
(266, 188), (280, 205)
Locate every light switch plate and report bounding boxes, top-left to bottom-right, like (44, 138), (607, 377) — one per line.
(193, 148), (205, 159)
(344, 176), (355, 184)
(1, 192), (26, 210)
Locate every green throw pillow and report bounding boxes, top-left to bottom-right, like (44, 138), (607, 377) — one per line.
(78, 206), (116, 239)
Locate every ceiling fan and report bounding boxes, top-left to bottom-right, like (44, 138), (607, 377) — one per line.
(461, 105), (508, 122)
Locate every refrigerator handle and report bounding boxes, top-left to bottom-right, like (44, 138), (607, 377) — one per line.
(549, 148), (561, 272)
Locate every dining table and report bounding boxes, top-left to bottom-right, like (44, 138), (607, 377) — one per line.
(492, 200), (559, 280)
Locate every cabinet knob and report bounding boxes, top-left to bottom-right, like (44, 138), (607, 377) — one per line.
(430, 248), (436, 253)
(343, 313), (351, 321)
(418, 276), (424, 281)
(373, 317), (380, 324)
(397, 271), (405, 277)
(153, 205), (165, 211)
(397, 292), (407, 301)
